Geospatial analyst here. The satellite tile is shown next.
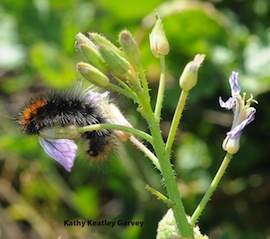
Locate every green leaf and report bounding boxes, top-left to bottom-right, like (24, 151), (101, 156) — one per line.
(30, 42), (76, 88)
(72, 186), (99, 218)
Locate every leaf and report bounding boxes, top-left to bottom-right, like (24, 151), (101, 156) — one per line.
(30, 43), (76, 88)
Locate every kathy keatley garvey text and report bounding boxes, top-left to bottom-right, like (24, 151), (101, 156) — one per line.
(64, 219), (144, 228)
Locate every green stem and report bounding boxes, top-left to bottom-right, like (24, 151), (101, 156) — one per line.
(109, 83), (137, 101)
(138, 94), (193, 238)
(191, 153), (233, 225)
(113, 76), (138, 99)
(154, 56), (166, 121)
(129, 136), (161, 171)
(145, 184), (173, 207)
(165, 90), (189, 154)
(138, 64), (150, 98)
(78, 123), (152, 143)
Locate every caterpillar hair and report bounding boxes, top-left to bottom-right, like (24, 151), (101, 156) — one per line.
(18, 89), (114, 160)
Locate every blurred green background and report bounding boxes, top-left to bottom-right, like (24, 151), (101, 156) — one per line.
(0, 0), (270, 238)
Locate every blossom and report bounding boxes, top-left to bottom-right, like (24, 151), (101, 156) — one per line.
(219, 72), (257, 154)
(39, 138), (77, 172)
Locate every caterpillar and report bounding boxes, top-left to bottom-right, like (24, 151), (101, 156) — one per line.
(17, 89), (123, 172)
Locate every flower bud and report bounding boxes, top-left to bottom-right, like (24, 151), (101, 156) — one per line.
(97, 42), (136, 82)
(179, 54), (205, 91)
(149, 17), (170, 58)
(75, 33), (106, 71)
(222, 136), (240, 154)
(39, 126), (81, 140)
(89, 32), (137, 84)
(119, 30), (140, 66)
(88, 32), (124, 57)
(77, 62), (110, 87)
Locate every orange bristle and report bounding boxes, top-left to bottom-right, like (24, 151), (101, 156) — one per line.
(20, 99), (47, 128)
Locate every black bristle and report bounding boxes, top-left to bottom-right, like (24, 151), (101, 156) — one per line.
(19, 90), (113, 159)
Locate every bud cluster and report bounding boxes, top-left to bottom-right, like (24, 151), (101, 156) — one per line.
(75, 31), (141, 92)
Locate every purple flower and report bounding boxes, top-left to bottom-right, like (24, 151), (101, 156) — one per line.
(39, 138), (77, 172)
(37, 90), (111, 172)
(219, 71), (257, 154)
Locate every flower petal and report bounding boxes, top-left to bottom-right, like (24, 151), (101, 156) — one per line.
(84, 90), (109, 104)
(219, 97), (235, 110)
(229, 71), (241, 96)
(227, 108), (256, 139)
(39, 137), (77, 172)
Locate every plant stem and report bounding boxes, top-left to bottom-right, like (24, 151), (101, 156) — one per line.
(138, 64), (150, 99)
(129, 136), (161, 171)
(138, 93), (193, 238)
(191, 153), (233, 225)
(165, 90), (189, 154)
(78, 123), (152, 143)
(149, 117), (193, 238)
(145, 184), (173, 207)
(109, 83), (137, 101)
(154, 56), (166, 121)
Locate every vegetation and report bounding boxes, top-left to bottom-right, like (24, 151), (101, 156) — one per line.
(0, 0), (269, 238)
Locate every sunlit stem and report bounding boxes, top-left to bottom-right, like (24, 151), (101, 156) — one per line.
(129, 136), (161, 171)
(78, 123), (152, 143)
(138, 64), (151, 100)
(165, 90), (189, 154)
(145, 184), (174, 207)
(114, 76), (137, 97)
(154, 56), (166, 122)
(137, 92), (194, 238)
(109, 83), (137, 101)
(191, 153), (233, 225)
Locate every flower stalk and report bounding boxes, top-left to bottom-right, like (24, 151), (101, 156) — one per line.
(154, 56), (166, 122)
(77, 123), (153, 143)
(137, 89), (194, 237)
(191, 153), (233, 225)
(165, 90), (189, 154)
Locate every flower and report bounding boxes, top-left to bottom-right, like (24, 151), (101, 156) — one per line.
(219, 72), (257, 154)
(39, 138), (77, 172)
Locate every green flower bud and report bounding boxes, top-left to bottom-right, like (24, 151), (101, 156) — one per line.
(179, 54), (205, 91)
(98, 42), (136, 82)
(89, 32), (137, 84)
(77, 62), (110, 87)
(89, 32), (124, 57)
(75, 33), (106, 71)
(119, 30), (140, 66)
(39, 126), (81, 139)
(149, 17), (170, 58)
